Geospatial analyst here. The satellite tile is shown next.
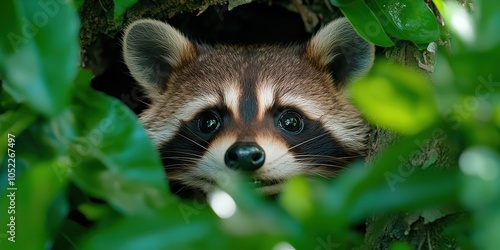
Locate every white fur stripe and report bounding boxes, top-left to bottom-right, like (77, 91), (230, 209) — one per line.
(223, 85), (241, 120)
(256, 83), (275, 120)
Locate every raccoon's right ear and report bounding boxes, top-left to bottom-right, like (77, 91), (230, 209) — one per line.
(123, 19), (196, 100)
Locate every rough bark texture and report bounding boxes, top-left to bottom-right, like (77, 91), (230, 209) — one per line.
(79, 0), (455, 249)
(363, 42), (458, 248)
(79, 0), (227, 73)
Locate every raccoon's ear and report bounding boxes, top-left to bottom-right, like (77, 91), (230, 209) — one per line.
(305, 18), (375, 88)
(123, 19), (195, 100)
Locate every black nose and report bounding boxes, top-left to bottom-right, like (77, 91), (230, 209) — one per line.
(225, 142), (265, 171)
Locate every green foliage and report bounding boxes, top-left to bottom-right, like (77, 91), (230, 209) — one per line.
(333, 0), (395, 46)
(113, 0), (138, 20)
(350, 62), (438, 135)
(0, 0), (79, 117)
(332, 0), (440, 47)
(1, 0), (500, 249)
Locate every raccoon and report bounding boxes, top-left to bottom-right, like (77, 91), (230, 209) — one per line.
(122, 18), (374, 198)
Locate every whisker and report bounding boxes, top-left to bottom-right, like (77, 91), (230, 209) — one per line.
(294, 154), (359, 160)
(270, 131), (333, 165)
(296, 162), (346, 169)
(293, 156), (355, 162)
(293, 156), (353, 164)
(161, 158), (200, 164)
(179, 124), (210, 145)
(308, 172), (337, 180)
(176, 133), (208, 150)
(168, 122), (220, 163)
(287, 131), (331, 151)
(161, 149), (205, 156)
(136, 97), (152, 107)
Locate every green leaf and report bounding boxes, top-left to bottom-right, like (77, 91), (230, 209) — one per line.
(347, 168), (459, 222)
(329, 0), (364, 8)
(0, 106), (37, 163)
(433, 0), (500, 52)
(349, 61), (438, 135)
(474, 0), (500, 50)
(74, 0), (85, 9)
(389, 242), (412, 250)
(344, 127), (436, 203)
(81, 209), (219, 250)
(52, 219), (88, 250)
(0, 0), (79, 117)
(216, 174), (301, 238)
(280, 176), (314, 220)
(327, 124), (458, 223)
(0, 161), (68, 249)
(71, 157), (170, 214)
(67, 69), (172, 214)
(459, 146), (500, 208)
(78, 203), (112, 221)
(113, 0), (138, 20)
(336, 1), (394, 47)
(368, 0), (440, 44)
(420, 207), (455, 224)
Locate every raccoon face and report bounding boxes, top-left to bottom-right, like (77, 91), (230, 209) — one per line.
(123, 18), (374, 198)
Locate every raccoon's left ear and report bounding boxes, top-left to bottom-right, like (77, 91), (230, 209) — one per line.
(305, 18), (375, 87)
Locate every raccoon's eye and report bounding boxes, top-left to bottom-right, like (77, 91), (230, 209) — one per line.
(197, 111), (221, 134)
(278, 110), (304, 134)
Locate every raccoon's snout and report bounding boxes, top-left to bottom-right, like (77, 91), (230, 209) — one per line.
(225, 142), (265, 171)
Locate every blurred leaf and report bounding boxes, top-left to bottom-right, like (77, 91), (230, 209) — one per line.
(68, 69), (172, 214)
(346, 127), (436, 202)
(330, 0), (364, 7)
(420, 207), (455, 224)
(368, 0), (440, 44)
(217, 175), (301, 238)
(78, 203), (112, 221)
(347, 168), (459, 222)
(81, 208), (220, 250)
(475, 209), (500, 250)
(280, 176), (314, 220)
(0, 0), (79, 116)
(52, 219), (88, 250)
(70, 88), (166, 191)
(71, 157), (169, 215)
(0, 84), (18, 112)
(336, 1), (395, 47)
(0, 106), (37, 163)
(0, 161), (68, 249)
(474, 0), (500, 50)
(389, 241), (412, 250)
(47, 190), (70, 244)
(74, 0), (84, 9)
(461, 167), (500, 250)
(113, 0), (137, 20)
(422, 151), (438, 169)
(459, 146), (500, 208)
(349, 61), (438, 135)
(432, 1), (474, 49)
